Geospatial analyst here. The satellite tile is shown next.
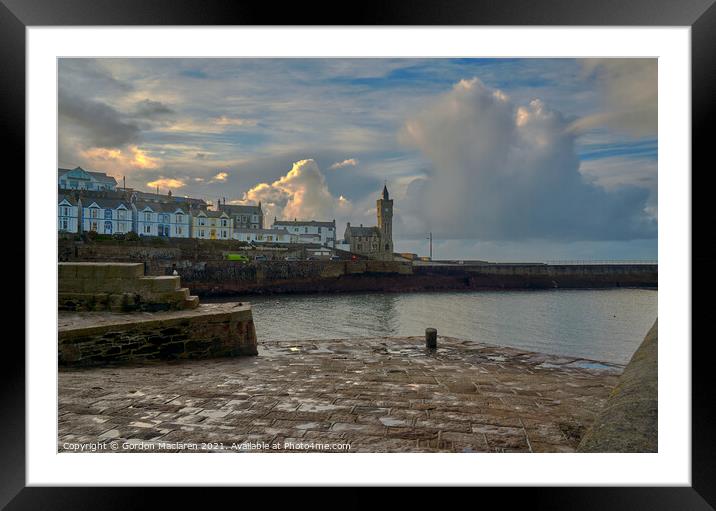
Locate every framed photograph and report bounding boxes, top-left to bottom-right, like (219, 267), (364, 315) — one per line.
(3, 0), (712, 506)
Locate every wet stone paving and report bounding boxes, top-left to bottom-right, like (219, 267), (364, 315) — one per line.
(58, 337), (622, 453)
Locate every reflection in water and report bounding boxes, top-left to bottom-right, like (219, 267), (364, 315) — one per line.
(213, 289), (657, 365)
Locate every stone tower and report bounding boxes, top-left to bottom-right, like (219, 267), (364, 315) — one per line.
(377, 184), (394, 260)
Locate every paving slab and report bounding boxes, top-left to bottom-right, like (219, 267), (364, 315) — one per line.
(58, 336), (622, 453)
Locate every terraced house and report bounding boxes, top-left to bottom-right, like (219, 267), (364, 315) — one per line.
(81, 196), (133, 235)
(192, 210), (232, 240)
(58, 194), (80, 233)
(217, 202), (263, 229)
(133, 201), (191, 238)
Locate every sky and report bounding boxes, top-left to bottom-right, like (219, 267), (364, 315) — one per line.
(58, 58), (657, 261)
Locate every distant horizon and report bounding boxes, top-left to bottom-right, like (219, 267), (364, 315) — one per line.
(58, 58), (657, 261)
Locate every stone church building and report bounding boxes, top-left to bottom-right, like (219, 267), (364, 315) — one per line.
(344, 185), (394, 261)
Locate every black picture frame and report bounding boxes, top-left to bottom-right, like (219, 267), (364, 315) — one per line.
(2, 0), (712, 506)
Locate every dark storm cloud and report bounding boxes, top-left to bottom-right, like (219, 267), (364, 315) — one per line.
(58, 91), (141, 148)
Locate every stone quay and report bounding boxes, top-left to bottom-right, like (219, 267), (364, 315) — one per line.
(58, 336), (622, 452)
(59, 302), (258, 367)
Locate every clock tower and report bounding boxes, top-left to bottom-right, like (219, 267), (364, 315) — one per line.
(376, 184), (394, 260)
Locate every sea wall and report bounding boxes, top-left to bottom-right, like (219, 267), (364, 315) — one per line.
(58, 302), (257, 368)
(58, 239), (657, 296)
(577, 319), (658, 452)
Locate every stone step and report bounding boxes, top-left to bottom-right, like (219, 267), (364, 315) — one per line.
(183, 295), (200, 309)
(139, 275), (181, 292)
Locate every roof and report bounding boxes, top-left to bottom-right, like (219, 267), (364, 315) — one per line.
(84, 197), (131, 210)
(273, 219), (335, 228)
(134, 201), (187, 213)
(58, 194), (78, 206)
(345, 225), (380, 237)
(130, 190), (207, 207)
(197, 210), (230, 218)
(219, 204), (262, 214)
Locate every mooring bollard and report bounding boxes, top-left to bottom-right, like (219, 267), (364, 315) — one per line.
(426, 328), (437, 350)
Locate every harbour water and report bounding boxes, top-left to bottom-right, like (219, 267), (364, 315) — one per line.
(214, 288), (657, 365)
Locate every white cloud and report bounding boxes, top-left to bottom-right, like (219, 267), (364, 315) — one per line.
(329, 158), (359, 170)
(237, 159), (352, 222)
(211, 171), (229, 182)
(398, 77), (655, 242)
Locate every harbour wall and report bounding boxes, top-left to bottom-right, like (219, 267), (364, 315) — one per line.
(577, 319), (658, 452)
(58, 239), (657, 296)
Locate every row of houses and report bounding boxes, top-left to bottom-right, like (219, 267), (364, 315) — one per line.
(58, 169), (337, 246)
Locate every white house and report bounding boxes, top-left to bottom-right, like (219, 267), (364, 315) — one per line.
(272, 219), (336, 247)
(132, 201), (191, 238)
(58, 167), (117, 191)
(192, 210), (232, 240)
(82, 197), (132, 235)
(58, 194), (80, 233)
(233, 227), (294, 243)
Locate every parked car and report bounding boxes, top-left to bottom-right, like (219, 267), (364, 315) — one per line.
(225, 253), (249, 262)
(306, 256), (317, 261)
(285, 255), (299, 261)
(254, 254), (268, 262)
(329, 255), (341, 261)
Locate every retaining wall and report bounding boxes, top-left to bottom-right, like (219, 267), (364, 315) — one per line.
(58, 302), (257, 367)
(58, 239), (657, 296)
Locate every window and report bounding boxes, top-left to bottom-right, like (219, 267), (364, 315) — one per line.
(145, 225), (151, 233)
(267, 235), (273, 241)
(105, 209), (112, 219)
(200, 229), (205, 237)
(91, 221), (98, 231)
(61, 220), (68, 230)
(118, 210), (126, 220)
(144, 212), (151, 221)
(318, 227), (322, 233)
(176, 226), (182, 235)
(222, 230), (227, 238)
(199, 217), (205, 226)
(91, 208), (98, 218)
(222, 219), (227, 227)
(176, 214), (182, 223)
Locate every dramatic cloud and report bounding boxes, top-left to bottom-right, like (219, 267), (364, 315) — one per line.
(571, 59), (657, 138)
(59, 91), (141, 148)
(398, 78), (656, 242)
(80, 145), (160, 172)
(211, 171), (229, 182)
(236, 159), (352, 222)
(147, 177), (186, 190)
(330, 158), (359, 170)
